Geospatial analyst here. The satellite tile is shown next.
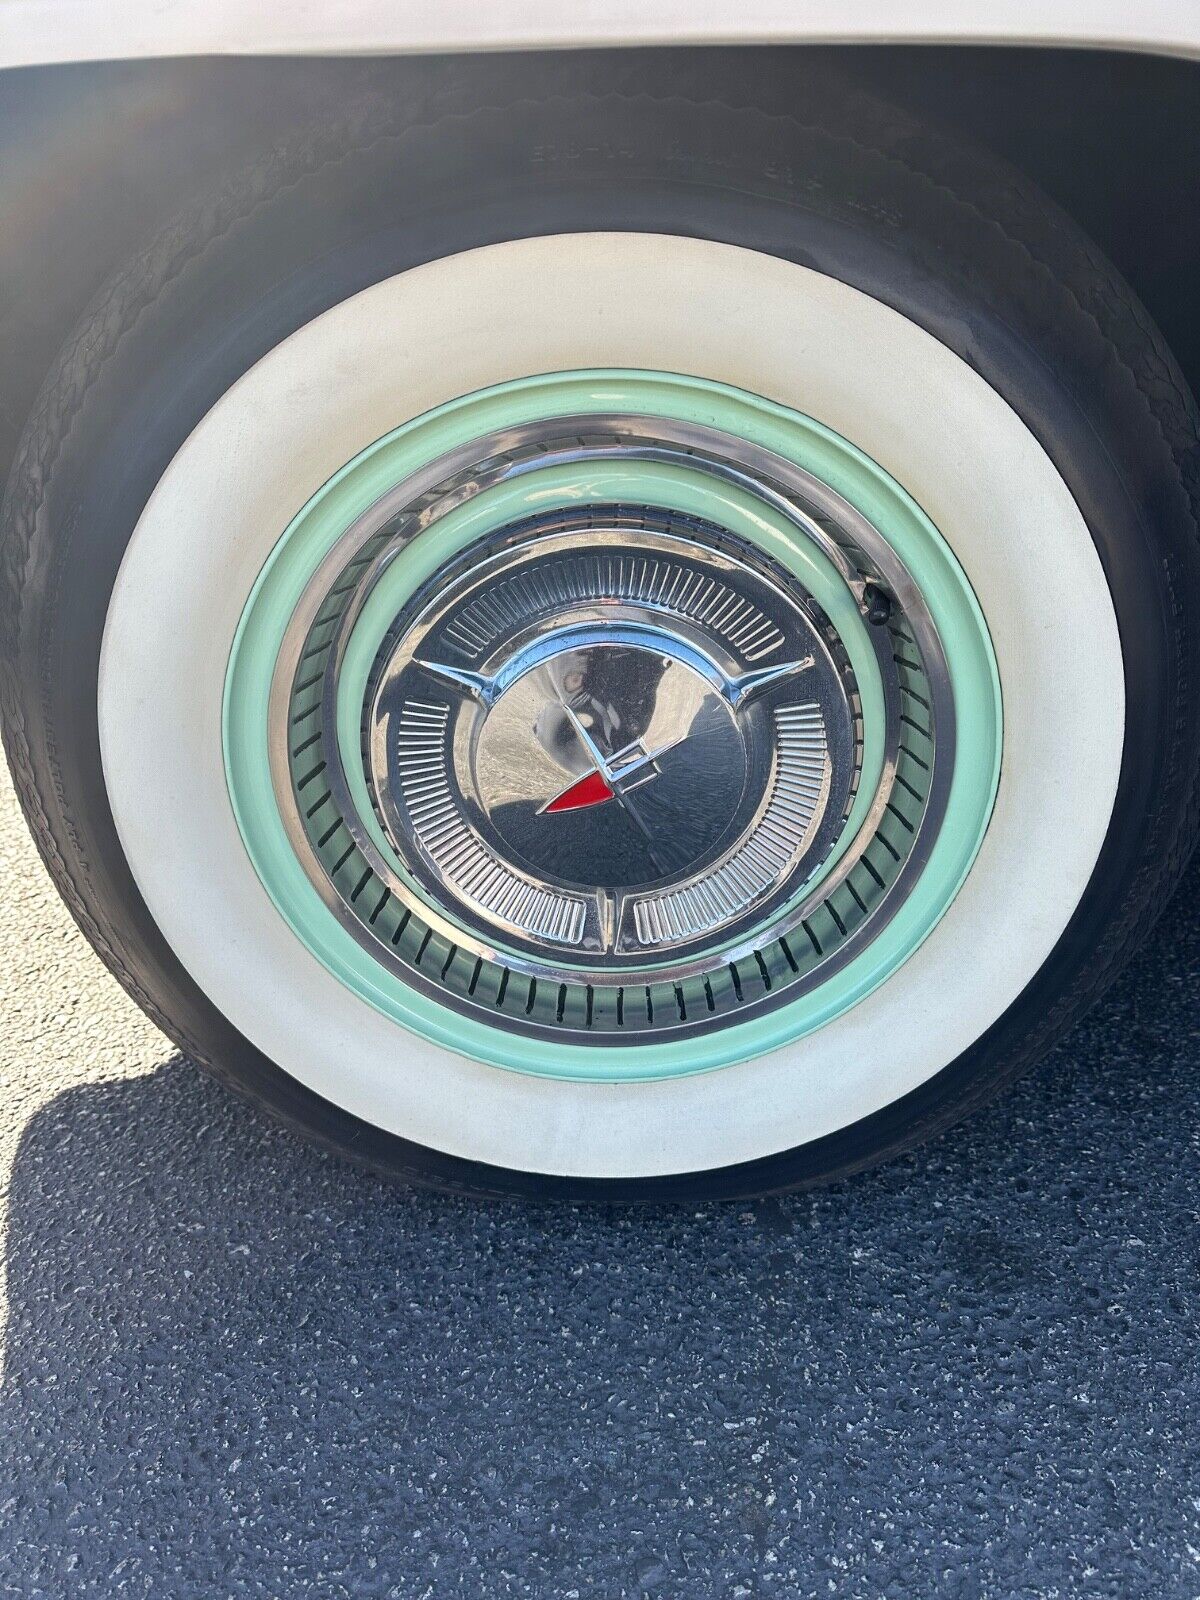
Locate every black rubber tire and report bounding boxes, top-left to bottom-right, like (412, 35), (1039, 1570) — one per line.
(4, 60), (1200, 1200)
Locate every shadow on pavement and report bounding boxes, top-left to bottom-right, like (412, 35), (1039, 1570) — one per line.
(2, 876), (1199, 1597)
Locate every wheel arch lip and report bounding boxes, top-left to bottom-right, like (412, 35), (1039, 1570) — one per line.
(2, 1), (1199, 75)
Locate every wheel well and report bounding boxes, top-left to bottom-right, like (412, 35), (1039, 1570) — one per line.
(1, 44), (1197, 493)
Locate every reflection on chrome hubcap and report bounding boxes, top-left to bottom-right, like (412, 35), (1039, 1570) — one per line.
(370, 528), (858, 960)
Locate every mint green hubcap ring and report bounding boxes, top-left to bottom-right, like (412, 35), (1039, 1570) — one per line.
(224, 370), (1000, 1081)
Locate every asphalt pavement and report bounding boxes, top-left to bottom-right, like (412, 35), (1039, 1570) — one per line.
(1, 764), (1198, 1599)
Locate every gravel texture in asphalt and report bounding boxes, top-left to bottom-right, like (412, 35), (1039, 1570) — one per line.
(0, 765), (1198, 1599)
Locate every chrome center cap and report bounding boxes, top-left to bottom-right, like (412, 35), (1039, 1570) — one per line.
(367, 519), (860, 964)
(474, 631), (749, 890)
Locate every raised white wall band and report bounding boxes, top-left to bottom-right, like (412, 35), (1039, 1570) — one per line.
(99, 233), (1123, 1177)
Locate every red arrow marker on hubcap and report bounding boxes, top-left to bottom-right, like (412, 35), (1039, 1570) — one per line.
(543, 768), (616, 814)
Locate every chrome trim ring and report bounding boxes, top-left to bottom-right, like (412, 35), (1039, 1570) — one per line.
(265, 412), (956, 1043)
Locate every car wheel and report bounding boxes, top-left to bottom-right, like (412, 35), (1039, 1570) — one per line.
(4, 69), (1199, 1198)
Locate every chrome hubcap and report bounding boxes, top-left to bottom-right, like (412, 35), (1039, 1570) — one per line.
(257, 397), (981, 1050)
(370, 520), (859, 961)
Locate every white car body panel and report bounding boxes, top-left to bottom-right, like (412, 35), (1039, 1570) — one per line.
(0, 0), (1196, 73)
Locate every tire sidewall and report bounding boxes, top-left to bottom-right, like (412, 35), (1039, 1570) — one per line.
(4, 87), (1196, 1197)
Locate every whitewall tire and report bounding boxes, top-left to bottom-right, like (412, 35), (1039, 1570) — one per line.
(5, 71), (1197, 1197)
